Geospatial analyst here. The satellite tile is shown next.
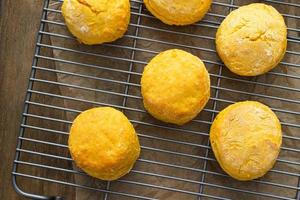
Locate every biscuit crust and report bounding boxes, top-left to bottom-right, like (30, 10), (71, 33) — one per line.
(210, 101), (282, 181)
(69, 107), (140, 180)
(144, 0), (212, 25)
(62, 0), (130, 45)
(216, 3), (287, 76)
(141, 49), (210, 125)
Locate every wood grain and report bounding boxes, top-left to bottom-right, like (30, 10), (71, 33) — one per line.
(0, 0), (74, 199)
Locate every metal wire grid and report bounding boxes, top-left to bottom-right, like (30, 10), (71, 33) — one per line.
(12, 0), (300, 199)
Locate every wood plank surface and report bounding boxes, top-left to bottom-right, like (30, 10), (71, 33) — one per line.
(0, 0), (75, 199)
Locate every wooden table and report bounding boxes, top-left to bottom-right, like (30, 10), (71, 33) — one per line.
(0, 0), (54, 199)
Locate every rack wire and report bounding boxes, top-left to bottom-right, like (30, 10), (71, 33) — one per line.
(12, 0), (300, 199)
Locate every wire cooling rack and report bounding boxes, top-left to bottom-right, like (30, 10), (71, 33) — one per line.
(12, 0), (300, 199)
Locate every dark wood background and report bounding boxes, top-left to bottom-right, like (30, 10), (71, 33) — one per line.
(1, 0), (47, 199)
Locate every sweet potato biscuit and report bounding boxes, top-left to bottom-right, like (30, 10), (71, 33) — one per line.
(69, 107), (140, 180)
(144, 0), (212, 25)
(216, 3), (287, 76)
(62, 0), (130, 45)
(210, 101), (282, 181)
(141, 49), (210, 125)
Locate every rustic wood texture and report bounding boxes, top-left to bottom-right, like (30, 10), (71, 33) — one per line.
(0, 0), (75, 199)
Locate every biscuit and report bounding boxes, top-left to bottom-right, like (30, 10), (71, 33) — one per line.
(62, 0), (130, 45)
(210, 101), (282, 180)
(216, 3), (287, 76)
(69, 107), (140, 180)
(144, 0), (212, 25)
(141, 49), (210, 125)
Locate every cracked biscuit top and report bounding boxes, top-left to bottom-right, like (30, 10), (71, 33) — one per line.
(210, 101), (282, 181)
(216, 3), (287, 76)
(62, 0), (130, 45)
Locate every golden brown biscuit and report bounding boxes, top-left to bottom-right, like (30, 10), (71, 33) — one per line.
(216, 3), (287, 76)
(144, 0), (212, 25)
(141, 49), (210, 125)
(210, 101), (282, 181)
(69, 107), (140, 180)
(62, 0), (130, 45)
